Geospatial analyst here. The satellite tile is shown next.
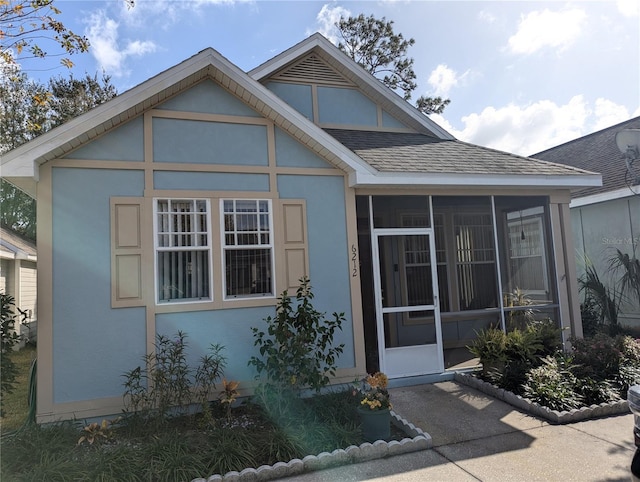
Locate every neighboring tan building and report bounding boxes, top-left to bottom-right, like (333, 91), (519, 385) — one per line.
(0, 226), (37, 344)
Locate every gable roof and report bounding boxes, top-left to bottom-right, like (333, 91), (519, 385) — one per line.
(249, 33), (454, 140)
(532, 117), (640, 199)
(0, 226), (37, 261)
(0, 45), (376, 197)
(326, 129), (601, 189)
(1, 34), (601, 194)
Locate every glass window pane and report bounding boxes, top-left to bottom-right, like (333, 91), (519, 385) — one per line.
(155, 198), (211, 303)
(225, 249), (272, 297)
(157, 250), (210, 302)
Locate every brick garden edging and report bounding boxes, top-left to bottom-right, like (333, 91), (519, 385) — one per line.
(191, 411), (432, 482)
(455, 372), (630, 424)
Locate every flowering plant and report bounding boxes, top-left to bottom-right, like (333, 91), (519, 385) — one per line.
(359, 372), (391, 411)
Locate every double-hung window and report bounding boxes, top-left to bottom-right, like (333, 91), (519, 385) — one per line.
(155, 199), (212, 303)
(222, 199), (274, 299)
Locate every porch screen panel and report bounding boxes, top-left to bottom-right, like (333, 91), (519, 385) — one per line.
(156, 199), (211, 303)
(507, 216), (547, 293)
(454, 213), (498, 310)
(495, 198), (555, 306)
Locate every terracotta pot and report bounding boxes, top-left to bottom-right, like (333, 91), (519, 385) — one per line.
(357, 406), (391, 442)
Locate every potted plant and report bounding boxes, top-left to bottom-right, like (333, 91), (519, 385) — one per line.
(357, 372), (392, 442)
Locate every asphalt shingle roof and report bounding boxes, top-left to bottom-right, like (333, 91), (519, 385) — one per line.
(325, 129), (595, 177)
(532, 117), (640, 198)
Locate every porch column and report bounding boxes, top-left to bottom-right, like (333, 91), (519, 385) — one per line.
(549, 198), (583, 342)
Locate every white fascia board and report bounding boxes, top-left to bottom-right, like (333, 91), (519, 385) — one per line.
(0, 249), (16, 260)
(570, 185), (640, 208)
(349, 171), (603, 189)
(249, 33), (455, 141)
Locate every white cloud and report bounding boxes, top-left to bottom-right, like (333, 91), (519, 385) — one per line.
(314, 3), (351, 43)
(507, 9), (587, 55)
(427, 65), (475, 98)
(432, 96), (634, 156)
(592, 98), (633, 131)
(428, 65), (457, 97)
(617, 0), (639, 17)
(478, 10), (497, 24)
(85, 10), (157, 77)
(119, 0), (242, 29)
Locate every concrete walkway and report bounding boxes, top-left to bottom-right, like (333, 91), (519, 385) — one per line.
(281, 381), (636, 481)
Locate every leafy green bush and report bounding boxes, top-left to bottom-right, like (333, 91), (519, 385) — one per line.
(522, 355), (583, 411)
(249, 278), (345, 393)
(1, 293), (24, 416)
(468, 326), (507, 375)
(122, 331), (226, 425)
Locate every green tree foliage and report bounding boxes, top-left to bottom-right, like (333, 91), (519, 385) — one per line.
(0, 0), (134, 68)
(335, 14), (450, 115)
(0, 67), (117, 239)
(0, 0), (89, 69)
(1, 293), (24, 416)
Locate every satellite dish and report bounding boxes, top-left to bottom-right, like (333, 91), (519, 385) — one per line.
(615, 129), (640, 157)
(615, 129), (640, 187)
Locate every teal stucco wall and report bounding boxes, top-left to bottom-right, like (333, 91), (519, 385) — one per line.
(52, 168), (146, 403)
(48, 77), (354, 406)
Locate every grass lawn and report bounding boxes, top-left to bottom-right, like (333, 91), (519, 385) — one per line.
(0, 344), (36, 433)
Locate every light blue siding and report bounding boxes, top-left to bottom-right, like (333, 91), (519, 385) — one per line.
(153, 118), (269, 165)
(274, 127), (334, 169)
(66, 117), (144, 161)
(157, 79), (260, 117)
(317, 86), (377, 127)
(52, 168), (146, 403)
(382, 110), (407, 128)
(265, 82), (313, 120)
(277, 174), (355, 368)
(154, 171), (270, 191)
(156, 307), (275, 382)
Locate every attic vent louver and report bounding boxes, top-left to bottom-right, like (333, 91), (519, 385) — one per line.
(273, 54), (353, 86)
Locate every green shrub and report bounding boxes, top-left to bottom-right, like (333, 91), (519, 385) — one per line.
(1, 293), (24, 415)
(570, 333), (623, 381)
(522, 355), (583, 411)
(468, 326), (507, 375)
(249, 277), (345, 393)
(122, 332), (226, 425)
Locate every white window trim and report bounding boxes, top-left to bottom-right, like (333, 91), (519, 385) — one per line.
(220, 198), (276, 301)
(153, 198), (214, 305)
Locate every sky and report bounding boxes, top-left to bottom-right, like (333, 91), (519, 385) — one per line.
(14, 0), (640, 157)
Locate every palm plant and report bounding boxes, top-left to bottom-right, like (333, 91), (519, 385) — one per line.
(578, 262), (621, 331)
(609, 248), (640, 305)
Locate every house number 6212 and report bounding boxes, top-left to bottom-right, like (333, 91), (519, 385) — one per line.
(351, 244), (358, 277)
